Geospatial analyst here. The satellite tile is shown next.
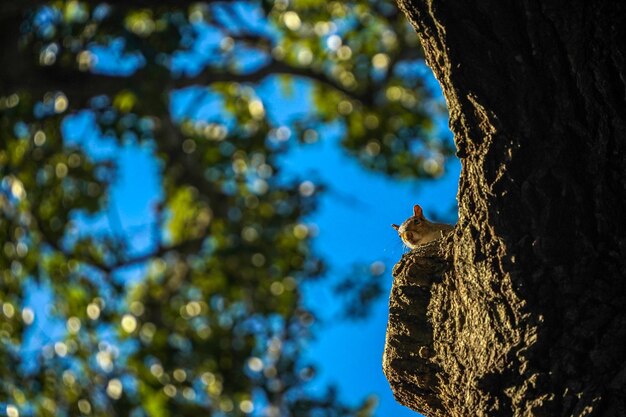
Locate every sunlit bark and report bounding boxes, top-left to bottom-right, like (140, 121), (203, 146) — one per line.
(385, 1), (626, 415)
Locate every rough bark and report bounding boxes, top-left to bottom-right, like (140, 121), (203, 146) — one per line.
(384, 1), (626, 416)
(383, 239), (450, 416)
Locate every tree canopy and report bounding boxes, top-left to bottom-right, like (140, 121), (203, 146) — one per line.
(0, 1), (452, 416)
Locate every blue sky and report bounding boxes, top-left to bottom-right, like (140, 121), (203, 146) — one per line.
(286, 134), (459, 417)
(106, 131), (455, 417)
(20, 6), (460, 416)
(82, 80), (455, 417)
(38, 74), (458, 417)
(31, 73), (458, 416)
(275, 88), (459, 416)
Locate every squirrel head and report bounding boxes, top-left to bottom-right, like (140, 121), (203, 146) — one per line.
(391, 205), (425, 230)
(392, 204), (453, 248)
(391, 204), (427, 247)
(392, 204), (425, 232)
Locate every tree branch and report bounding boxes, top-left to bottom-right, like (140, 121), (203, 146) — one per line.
(3, 57), (369, 109)
(43, 231), (207, 274)
(98, 236), (207, 272)
(168, 59), (368, 102)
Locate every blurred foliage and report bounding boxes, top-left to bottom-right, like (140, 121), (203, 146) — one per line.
(0, 1), (451, 416)
(333, 262), (386, 321)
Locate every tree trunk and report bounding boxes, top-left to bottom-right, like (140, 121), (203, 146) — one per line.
(384, 1), (626, 416)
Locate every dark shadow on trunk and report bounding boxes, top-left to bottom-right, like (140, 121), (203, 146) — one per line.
(384, 1), (626, 416)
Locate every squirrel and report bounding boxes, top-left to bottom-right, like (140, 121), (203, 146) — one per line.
(392, 204), (454, 249)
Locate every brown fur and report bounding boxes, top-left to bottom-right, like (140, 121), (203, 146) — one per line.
(392, 204), (453, 249)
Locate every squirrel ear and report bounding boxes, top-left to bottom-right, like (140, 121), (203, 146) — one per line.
(391, 224), (400, 230)
(413, 204), (423, 218)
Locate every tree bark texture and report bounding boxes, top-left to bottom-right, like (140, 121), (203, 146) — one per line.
(383, 240), (450, 416)
(385, 1), (626, 416)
